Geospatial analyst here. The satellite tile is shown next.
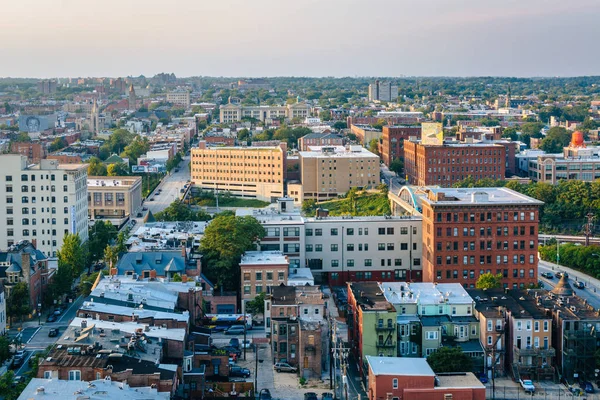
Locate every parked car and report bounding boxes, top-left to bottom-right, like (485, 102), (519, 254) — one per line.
(223, 346), (241, 357)
(240, 339), (252, 349)
(541, 272), (553, 279)
(304, 393), (318, 400)
(259, 389), (272, 400)
(12, 355), (24, 369)
(136, 212), (143, 218)
(229, 338), (240, 348)
(274, 362), (298, 373)
(142, 207), (148, 211)
(225, 326), (245, 335)
(555, 272), (569, 279)
(46, 314), (57, 323)
(48, 328), (58, 337)
(149, 198), (154, 201)
(520, 379), (535, 393)
(229, 366), (251, 378)
(321, 393), (334, 400)
(12, 375), (25, 387)
(573, 281), (585, 289)
(175, 168), (180, 172)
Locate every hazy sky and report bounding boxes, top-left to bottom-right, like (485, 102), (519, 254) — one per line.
(1, 0), (599, 78)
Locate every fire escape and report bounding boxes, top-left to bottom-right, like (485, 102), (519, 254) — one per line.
(375, 314), (395, 356)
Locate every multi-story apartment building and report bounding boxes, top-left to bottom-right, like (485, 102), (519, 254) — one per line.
(167, 89), (191, 108)
(379, 126), (421, 167)
(0, 241), (50, 311)
(267, 285), (325, 378)
(368, 80), (398, 102)
(298, 133), (344, 151)
(190, 141), (285, 202)
(404, 140), (506, 187)
(0, 155), (88, 257)
(0, 282), (5, 335)
(399, 186), (542, 289)
(304, 215), (422, 286)
(37, 79), (57, 94)
(240, 251), (289, 313)
(350, 124), (382, 146)
(240, 198), (423, 285)
(290, 145), (379, 203)
(219, 102), (311, 123)
(347, 282), (397, 376)
(87, 176), (142, 225)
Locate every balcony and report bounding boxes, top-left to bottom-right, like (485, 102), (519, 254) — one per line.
(514, 346), (555, 357)
(375, 324), (395, 331)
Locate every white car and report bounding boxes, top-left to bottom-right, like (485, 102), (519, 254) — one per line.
(241, 340), (252, 349)
(520, 379), (535, 393)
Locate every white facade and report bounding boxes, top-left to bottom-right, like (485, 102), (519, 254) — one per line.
(0, 284), (6, 335)
(167, 90), (191, 108)
(0, 155), (88, 257)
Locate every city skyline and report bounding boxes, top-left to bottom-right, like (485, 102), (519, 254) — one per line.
(1, 0), (599, 78)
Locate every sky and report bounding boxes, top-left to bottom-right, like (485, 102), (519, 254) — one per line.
(1, 0), (599, 78)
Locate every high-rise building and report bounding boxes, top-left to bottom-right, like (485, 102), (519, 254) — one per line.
(368, 80), (398, 102)
(37, 80), (57, 94)
(0, 155), (89, 257)
(190, 141), (285, 202)
(416, 187), (542, 289)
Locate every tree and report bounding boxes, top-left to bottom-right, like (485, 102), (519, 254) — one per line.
(301, 199), (317, 215)
(332, 121), (347, 130)
(88, 221), (117, 263)
(539, 127), (571, 153)
(121, 136), (150, 164)
(201, 215), (265, 289)
(166, 153), (183, 172)
(476, 273), (503, 289)
(107, 162), (129, 176)
(172, 273), (182, 282)
(155, 199), (208, 221)
(58, 233), (87, 279)
(12, 132), (31, 142)
(48, 137), (68, 152)
(104, 245), (118, 271)
(78, 271), (101, 297)
(368, 138), (380, 155)
(7, 282), (30, 326)
(88, 157), (108, 176)
(0, 336), (10, 364)
(389, 158), (404, 176)
(427, 346), (473, 373)
(245, 292), (266, 315)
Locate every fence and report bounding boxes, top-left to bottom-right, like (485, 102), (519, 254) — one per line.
(487, 387), (595, 400)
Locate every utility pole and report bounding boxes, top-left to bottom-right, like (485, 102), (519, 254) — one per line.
(329, 316), (334, 390)
(584, 212), (595, 246)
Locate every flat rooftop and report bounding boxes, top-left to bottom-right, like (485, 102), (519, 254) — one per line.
(380, 282), (474, 305)
(436, 373), (486, 389)
(349, 282), (395, 312)
(367, 356), (434, 376)
(421, 187), (544, 206)
(87, 176), (141, 187)
(300, 145), (378, 158)
(240, 251), (289, 266)
(78, 301), (189, 322)
(68, 317), (186, 342)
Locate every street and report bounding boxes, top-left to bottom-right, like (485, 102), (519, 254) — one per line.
(538, 260), (600, 309)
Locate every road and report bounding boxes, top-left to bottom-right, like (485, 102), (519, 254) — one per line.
(538, 260), (600, 309)
(125, 155), (191, 229)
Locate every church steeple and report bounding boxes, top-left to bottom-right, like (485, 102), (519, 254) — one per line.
(128, 84), (136, 110)
(90, 98), (99, 135)
(505, 84), (511, 108)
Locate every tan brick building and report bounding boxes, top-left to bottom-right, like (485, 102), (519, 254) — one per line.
(418, 187), (542, 289)
(291, 145), (379, 203)
(404, 140), (506, 187)
(240, 251), (289, 314)
(87, 176), (142, 225)
(190, 141), (285, 202)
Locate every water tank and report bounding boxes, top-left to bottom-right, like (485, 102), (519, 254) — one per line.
(571, 131), (584, 147)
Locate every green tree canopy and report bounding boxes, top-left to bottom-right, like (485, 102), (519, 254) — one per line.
(7, 282), (30, 325)
(121, 135), (150, 165)
(539, 127), (571, 153)
(48, 137), (68, 152)
(245, 292), (266, 315)
(368, 138), (380, 155)
(58, 232), (87, 279)
(389, 158), (404, 175)
(88, 157), (108, 176)
(88, 221), (117, 263)
(427, 346), (473, 373)
(476, 273), (503, 289)
(107, 162), (129, 176)
(154, 199), (211, 221)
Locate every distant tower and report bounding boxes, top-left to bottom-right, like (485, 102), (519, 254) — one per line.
(505, 84), (511, 108)
(128, 84), (136, 110)
(90, 98), (99, 134)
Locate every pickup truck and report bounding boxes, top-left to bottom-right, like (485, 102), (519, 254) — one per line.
(520, 379), (535, 393)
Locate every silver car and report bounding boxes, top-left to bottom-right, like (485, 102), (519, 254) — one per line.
(274, 362), (298, 373)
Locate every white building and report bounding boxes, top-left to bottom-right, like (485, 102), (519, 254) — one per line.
(167, 89), (191, 108)
(18, 378), (170, 400)
(0, 155), (88, 257)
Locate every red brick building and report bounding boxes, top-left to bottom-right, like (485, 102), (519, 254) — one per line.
(379, 126), (421, 166)
(366, 356), (485, 400)
(418, 187), (542, 289)
(10, 142), (47, 164)
(404, 141), (506, 187)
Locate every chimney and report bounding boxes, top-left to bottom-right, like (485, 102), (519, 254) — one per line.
(182, 274), (188, 283)
(181, 246), (187, 259)
(150, 270), (157, 279)
(110, 268), (118, 276)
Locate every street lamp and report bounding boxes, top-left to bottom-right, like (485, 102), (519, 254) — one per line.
(37, 303), (42, 326)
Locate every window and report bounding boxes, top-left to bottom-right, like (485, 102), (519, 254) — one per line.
(543, 321), (549, 331)
(306, 244), (313, 252)
(330, 228), (338, 236)
(378, 227), (385, 235)
(315, 244), (322, 252)
(305, 228), (313, 236)
(378, 243), (385, 251)
(364, 259), (372, 267)
(347, 244), (354, 251)
(346, 228), (354, 235)
(346, 259), (354, 267)
(68, 370), (81, 381)
(387, 243), (394, 251)
(256, 272), (262, 281)
(331, 260), (339, 268)
(283, 227), (300, 237)
(278, 272), (284, 280)
(44, 371), (53, 379)
(392, 378), (398, 389)
(331, 244), (338, 251)
(315, 229), (322, 236)
(426, 331), (438, 340)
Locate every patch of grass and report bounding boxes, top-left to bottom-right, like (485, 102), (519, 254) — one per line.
(317, 192), (391, 216)
(192, 197), (269, 208)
